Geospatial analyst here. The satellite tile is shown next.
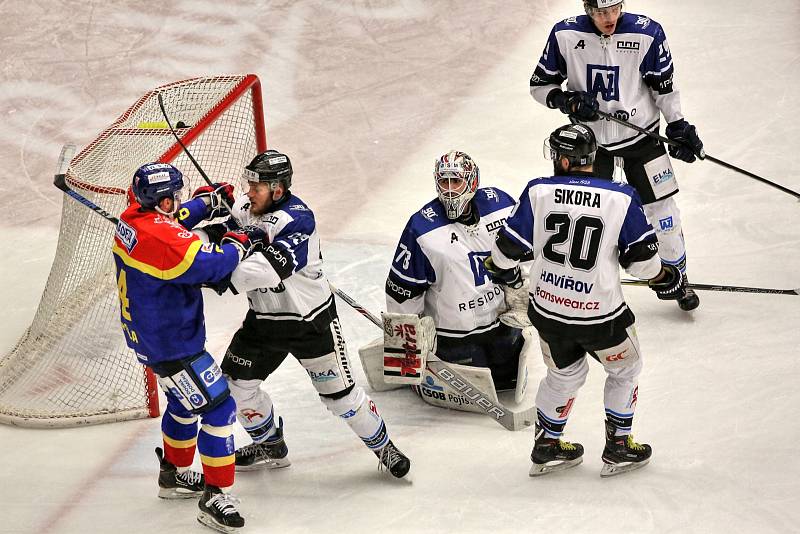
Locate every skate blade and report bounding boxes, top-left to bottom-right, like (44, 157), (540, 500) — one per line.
(235, 457), (291, 472)
(157, 487), (203, 499)
(600, 458), (650, 478)
(197, 511), (242, 533)
(529, 457), (583, 477)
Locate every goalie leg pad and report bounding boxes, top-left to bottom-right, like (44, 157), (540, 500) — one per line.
(382, 312), (435, 385)
(155, 352), (230, 415)
(227, 377), (277, 443)
(514, 327), (537, 403)
(414, 361), (499, 414)
(357, 336), (406, 392)
(322, 386), (388, 451)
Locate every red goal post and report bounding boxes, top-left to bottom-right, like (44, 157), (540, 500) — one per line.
(0, 75), (267, 427)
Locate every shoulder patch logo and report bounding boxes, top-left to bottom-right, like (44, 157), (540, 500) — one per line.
(421, 206), (437, 222)
(116, 220), (138, 252)
(484, 188), (499, 202)
(636, 16), (651, 29)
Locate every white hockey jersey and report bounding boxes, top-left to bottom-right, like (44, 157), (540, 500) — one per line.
(530, 12), (683, 151)
(228, 193), (334, 326)
(386, 187), (516, 338)
(491, 174), (661, 339)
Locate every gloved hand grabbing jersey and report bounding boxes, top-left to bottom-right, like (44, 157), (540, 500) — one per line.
(191, 182), (236, 220)
(648, 263), (686, 300)
(221, 226), (267, 258)
(665, 119), (704, 163)
(483, 256), (523, 289)
(547, 89), (600, 121)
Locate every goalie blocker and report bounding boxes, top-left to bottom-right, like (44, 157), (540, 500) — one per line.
(361, 312), (536, 414)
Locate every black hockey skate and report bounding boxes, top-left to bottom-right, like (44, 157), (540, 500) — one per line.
(235, 417), (290, 471)
(529, 424), (584, 477)
(155, 446), (205, 499)
(600, 421), (652, 477)
(678, 275), (699, 311)
(376, 440), (411, 479)
(197, 485), (245, 533)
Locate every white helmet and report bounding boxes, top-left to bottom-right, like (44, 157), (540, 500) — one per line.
(434, 150), (480, 220)
(584, 0), (624, 16)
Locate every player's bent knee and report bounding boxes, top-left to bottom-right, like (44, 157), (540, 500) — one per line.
(301, 351), (356, 396)
(320, 385), (363, 417)
(199, 395), (237, 427)
(155, 352), (230, 415)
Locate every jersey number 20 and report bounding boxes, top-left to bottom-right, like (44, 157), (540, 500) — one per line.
(542, 213), (604, 271)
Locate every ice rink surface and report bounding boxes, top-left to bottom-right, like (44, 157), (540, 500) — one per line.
(1, 1), (799, 532)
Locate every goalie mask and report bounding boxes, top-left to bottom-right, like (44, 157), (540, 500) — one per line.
(434, 150), (479, 220)
(131, 162), (184, 214)
(243, 149), (293, 190)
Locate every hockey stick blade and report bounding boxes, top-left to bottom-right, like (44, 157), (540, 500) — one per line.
(328, 282), (535, 431)
(53, 144), (119, 225)
(621, 278), (799, 295)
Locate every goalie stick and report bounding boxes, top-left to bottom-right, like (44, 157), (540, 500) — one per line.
(621, 278), (799, 296)
(329, 282), (535, 432)
(155, 102), (535, 430)
(595, 110), (800, 200)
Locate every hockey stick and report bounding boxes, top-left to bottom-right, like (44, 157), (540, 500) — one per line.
(329, 282), (535, 431)
(155, 102), (532, 429)
(53, 144), (120, 225)
(595, 110), (800, 200)
(621, 278), (799, 295)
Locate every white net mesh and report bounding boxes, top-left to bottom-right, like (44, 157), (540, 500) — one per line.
(0, 75), (266, 427)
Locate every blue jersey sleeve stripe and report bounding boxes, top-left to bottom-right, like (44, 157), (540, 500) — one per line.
(389, 266), (432, 286)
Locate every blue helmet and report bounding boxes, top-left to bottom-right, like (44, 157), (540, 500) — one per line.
(131, 163), (184, 208)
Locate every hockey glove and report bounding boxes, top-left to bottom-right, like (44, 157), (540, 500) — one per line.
(665, 119), (704, 163)
(484, 257), (523, 289)
(221, 226), (267, 258)
(191, 182), (235, 220)
(648, 263), (686, 300)
(547, 89), (599, 122)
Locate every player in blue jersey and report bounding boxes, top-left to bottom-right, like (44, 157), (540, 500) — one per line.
(485, 124), (685, 477)
(202, 150), (410, 479)
(365, 150), (536, 414)
(113, 162), (264, 532)
(529, 0), (703, 311)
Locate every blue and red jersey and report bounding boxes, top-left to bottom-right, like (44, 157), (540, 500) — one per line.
(112, 201), (240, 365)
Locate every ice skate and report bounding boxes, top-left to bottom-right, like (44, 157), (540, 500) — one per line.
(529, 425), (584, 477)
(375, 440), (411, 479)
(235, 417), (290, 471)
(155, 447), (204, 499)
(600, 421), (652, 477)
(197, 485), (245, 533)
(678, 275), (699, 311)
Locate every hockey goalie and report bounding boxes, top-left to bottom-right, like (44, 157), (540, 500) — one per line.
(358, 150), (537, 414)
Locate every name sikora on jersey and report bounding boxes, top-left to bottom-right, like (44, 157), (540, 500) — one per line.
(554, 188), (601, 208)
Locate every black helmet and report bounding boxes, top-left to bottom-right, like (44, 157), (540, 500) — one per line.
(243, 149), (292, 189)
(545, 124), (598, 167)
(584, 0), (623, 9)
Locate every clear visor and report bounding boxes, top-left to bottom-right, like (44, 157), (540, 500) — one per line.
(543, 138), (558, 161)
(587, 3), (622, 19)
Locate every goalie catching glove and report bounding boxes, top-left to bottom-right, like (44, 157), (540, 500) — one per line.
(381, 312), (436, 385)
(191, 182), (236, 220)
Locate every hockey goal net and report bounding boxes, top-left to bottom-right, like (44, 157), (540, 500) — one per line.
(0, 75), (267, 427)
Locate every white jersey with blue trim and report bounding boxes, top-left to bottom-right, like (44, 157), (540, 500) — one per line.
(229, 193), (334, 324)
(530, 12), (683, 151)
(492, 176), (660, 330)
(386, 187), (516, 338)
